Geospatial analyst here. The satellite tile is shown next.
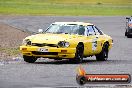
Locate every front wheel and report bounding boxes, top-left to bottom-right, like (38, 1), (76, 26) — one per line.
(96, 43), (109, 61)
(74, 44), (84, 63)
(23, 55), (37, 63)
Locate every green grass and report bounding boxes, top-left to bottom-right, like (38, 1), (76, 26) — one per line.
(0, 0), (132, 16)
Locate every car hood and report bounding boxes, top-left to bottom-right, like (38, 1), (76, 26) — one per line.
(26, 33), (82, 44)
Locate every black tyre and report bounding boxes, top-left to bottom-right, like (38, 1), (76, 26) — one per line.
(125, 31), (127, 36)
(74, 44), (84, 63)
(127, 35), (132, 38)
(23, 55), (37, 63)
(96, 43), (109, 61)
(127, 35), (130, 38)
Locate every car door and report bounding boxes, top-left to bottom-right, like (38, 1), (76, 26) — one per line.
(84, 25), (97, 55)
(92, 25), (103, 54)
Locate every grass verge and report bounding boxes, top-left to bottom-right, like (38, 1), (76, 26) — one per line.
(0, 0), (132, 16)
(0, 47), (20, 57)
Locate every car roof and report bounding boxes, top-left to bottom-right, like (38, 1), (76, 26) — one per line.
(53, 22), (94, 26)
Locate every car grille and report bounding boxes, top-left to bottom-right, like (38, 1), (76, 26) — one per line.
(32, 43), (57, 47)
(32, 51), (58, 55)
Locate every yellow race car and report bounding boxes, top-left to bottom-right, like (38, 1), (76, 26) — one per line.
(20, 22), (113, 63)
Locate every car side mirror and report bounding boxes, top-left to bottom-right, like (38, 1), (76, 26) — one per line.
(38, 29), (43, 33)
(126, 17), (130, 19)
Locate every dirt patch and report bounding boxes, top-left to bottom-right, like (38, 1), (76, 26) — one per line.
(0, 22), (30, 60)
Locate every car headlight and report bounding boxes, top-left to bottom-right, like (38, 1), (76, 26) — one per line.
(22, 39), (31, 45)
(58, 41), (70, 48)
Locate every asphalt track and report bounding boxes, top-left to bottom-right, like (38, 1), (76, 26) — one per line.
(0, 16), (132, 88)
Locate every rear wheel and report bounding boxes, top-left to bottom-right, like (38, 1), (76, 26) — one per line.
(96, 43), (109, 61)
(23, 55), (37, 63)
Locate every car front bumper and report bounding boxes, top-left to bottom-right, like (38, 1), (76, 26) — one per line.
(20, 46), (76, 59)
(127, 28), (132, 35)
(127, 32), (132, 35)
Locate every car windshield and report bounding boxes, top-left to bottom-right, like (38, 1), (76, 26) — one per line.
(45, 24), (85, 35)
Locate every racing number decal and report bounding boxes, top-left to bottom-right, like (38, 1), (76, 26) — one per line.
(92, 38), (98, 51)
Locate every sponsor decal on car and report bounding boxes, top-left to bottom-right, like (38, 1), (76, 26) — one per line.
(38, 48), (48, 52)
